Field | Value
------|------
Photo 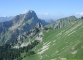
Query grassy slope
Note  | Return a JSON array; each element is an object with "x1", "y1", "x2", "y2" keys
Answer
[{"x1": 22, "y1": 19, "x2": 83, "y2": 60}]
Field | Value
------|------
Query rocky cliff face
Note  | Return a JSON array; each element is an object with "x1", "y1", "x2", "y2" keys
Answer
[{"x1": 0, "y1": 10, "x2": 47, "y2": 45}]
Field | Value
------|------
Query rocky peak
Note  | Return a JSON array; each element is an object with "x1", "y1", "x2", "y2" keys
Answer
[
  {"x1": 24, "y1": 10, "x2": 38, "y2": 21},
  {"x1": 0, "y1": 10, "x2": 47, "y2": 45}
]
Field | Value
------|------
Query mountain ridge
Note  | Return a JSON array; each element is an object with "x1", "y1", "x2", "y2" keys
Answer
[
  {"x1": 45, "y1": 16, "x2": 78, "y2": 29},
  {"x1": 0, "y1": 10, "x2": 47, "y2": 45}
]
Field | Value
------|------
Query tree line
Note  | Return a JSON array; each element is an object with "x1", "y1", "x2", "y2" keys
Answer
[{"x1": 0, "y1": 40, "x2": 39, "y2": 60}]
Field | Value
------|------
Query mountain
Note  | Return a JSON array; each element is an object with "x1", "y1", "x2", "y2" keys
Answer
[
  {"x1": 0, "y1": 15, "x2": 83, "y2": 60},
  {"x1": 45, "y1": 16, "x2": 77, "y2": 29},
  {"x1": 46, "y1": 19, "x2": 54, "y2": 23},
  {"x1": 0, "y1": 16, "x2": 14, "y2": 22},
  {"x1": 0, "y1": 10, "x2": 47, "y2": 45},
  {"x1": 20, "y1": 18, "x2": 83, "y2": 60}
]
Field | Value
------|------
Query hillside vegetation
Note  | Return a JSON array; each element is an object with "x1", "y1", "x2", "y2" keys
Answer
[{"x1": 22, "y1": 19, "x2": 83, "y2": 60}]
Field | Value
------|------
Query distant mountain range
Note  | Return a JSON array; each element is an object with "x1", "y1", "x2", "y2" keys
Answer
[
  {"x1": 0, "y1": 16, "x2": 14, "y2": 22},
  {"x1": 45, "y1": 19, "x2": 54, "y2": 23}
]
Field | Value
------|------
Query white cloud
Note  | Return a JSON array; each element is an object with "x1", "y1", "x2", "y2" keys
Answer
[
  {"x1": 23, "y1": 10, "x2": 28, "y2": 13},
  {"x1": 75, "y1": 12, "x2": 83, "y2": 16},
  {"x1": 45, "y1": 13, "x2": 49, "y2": 16}
]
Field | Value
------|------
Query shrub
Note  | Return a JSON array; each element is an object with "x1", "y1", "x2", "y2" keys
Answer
[
  {"x1": 27, "y1": 50, "x2": 36, "y2": 56},
  {"x1": 81, "y1": 16, "x2": 83, "y2": 19}
]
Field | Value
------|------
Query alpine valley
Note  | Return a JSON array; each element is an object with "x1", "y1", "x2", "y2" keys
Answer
[{"x1": 0, "y1": 10, "x2": 83, "y2": 60}]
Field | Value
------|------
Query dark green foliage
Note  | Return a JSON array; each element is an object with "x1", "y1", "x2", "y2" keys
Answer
[
  {"x1": 0, "y1": 40, "x2": 39, "y2": 60},
  {"x1": 0, "y1": 44, "x2": 20, "y2": 60},
  {"x1": 27, "y1": 50, "x2": 36, "y2": 56},
  {"x1": 44, "y1": 27, "x2": 49, "y2": 30},
  {"x1": 44, "y1": 27, "x2": 53, "y2": 30},
  {"x1": 17, "y1": 57, "x2": 23, "y2": 60},
  {"x1": 81, "y1": 16, "x2": 83, "y2": 19}
]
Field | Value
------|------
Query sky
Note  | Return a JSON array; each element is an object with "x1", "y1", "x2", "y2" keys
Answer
[{"x1": 0, "y1": 0, "x2": 83, "y2": 19}]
